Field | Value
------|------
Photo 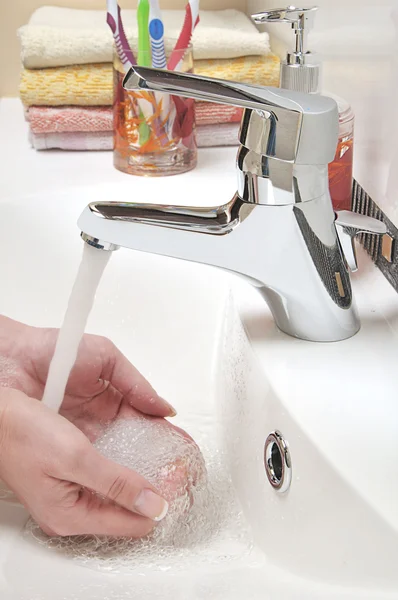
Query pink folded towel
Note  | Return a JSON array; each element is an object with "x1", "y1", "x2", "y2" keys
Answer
[
  {"x1": 27, "y1": 105, "x2": 113, "y2": 133},
  {"x1": 29, "y1": 130, "x2": 113, "y2": 150},
  {"x1": 195, "y1": 102, "x2": 243, "y2": 126},
  {"x1": 197, "y1": 123, "x2": 240, "y2": 147},
  {"x1": 26, "y1": 102, "x2": 243, "y2": 135},
  {"x1": 29, "y1": 123, "x2": 240, "y2": 151}
]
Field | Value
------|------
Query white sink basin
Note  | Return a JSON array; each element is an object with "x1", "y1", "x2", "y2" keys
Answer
[
  {"x1": 0, "y1": 185, "x2": 397, "y2": 600},
  {"x1": 0, "y1": 97, "x2": 397, "y2": 598}
]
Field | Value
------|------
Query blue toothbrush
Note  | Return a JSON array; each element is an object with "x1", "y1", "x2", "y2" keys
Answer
[
  {"x1": 149, "y1": 0, "x2": 167, "y2": 69},
  {"x1": 148, "y1": 0, "x2": 171, "y2": 129}
]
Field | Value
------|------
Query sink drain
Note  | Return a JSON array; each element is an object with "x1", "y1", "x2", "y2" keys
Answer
[{"x1": 264, "y1": 431, "x2": 292, "y2": 493}]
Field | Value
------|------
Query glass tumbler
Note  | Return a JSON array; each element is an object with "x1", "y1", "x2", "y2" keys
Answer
[{"x1": 113, "y1": 47, "x2": 197, "y2": 176}]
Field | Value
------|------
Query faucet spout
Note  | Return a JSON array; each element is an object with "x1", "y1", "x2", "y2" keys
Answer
[{"x1": 78, "y1": 193, "x2": 361, "y2": 342}]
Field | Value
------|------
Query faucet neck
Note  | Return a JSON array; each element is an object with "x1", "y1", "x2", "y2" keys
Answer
[{"x1": 236, "y1": 145, "x2": 329, "y2": 206}]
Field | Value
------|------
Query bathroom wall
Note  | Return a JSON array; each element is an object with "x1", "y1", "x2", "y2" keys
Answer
[
  {"x1": 247, "y1": 0, "x2": 398, "y2": 225},
  {"x1": 1, "y1": 0, "x2": 246, "y2": 97}
]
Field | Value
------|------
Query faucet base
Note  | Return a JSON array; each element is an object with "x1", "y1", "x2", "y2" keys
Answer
[{"x1": 258, "y1": 285, "x2": 360, "y2": 343}]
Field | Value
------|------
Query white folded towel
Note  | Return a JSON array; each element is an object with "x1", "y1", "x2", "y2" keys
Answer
[
  {"x1": 19, "y1": 7, "x2": 270, "y2": 69},
  {"x1": 29, "y1": 124, "x2": 240, "y2": 150}
]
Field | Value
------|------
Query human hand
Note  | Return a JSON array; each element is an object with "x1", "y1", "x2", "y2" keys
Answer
[
  {"x1": 0, "y1": 316, "x2": 176, "y2": 441},
  {"x1": 0, "y1": 388, "x2": 169, "y2": 536}
]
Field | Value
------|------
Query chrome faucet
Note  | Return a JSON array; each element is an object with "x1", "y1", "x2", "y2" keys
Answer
[{"x1": 78, "y1": 67, "x2": 386, "y2": 342}]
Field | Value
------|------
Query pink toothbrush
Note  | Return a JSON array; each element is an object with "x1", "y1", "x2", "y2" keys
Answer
[
  {"x1": 167, "y1": 0, "x2": 200, "y2": 71},
  {"x1": 106, "y1": 0, "x2": 136, "y2": 70}
]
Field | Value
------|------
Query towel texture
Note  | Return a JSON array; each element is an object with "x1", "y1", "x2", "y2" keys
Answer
[
  {"x1": 194, "y1": 54, "x2": 280, "y2": 87},
  {"x1": 29, "y1": 130, "x2": 113, "y2": 151},
  {"x1": 29, "y1": 124, "x2": 239, "y2": 150},
  {"x1": 20, "y1": 55, "x2": 280, "y2": 107},
  {"x1": 19, "y1": 8, "x2": 270, "y2": 69},
  {"x1": 196, "y1": 102, "x2": 243, "y2": 125},
  {"x1": 26, "y1": 103, "x2": 242, "y2": 133},
  {"x1": 197, "y1": 123, "x2": 240, "y2": 147},
  {"x1": 20, "y1": 63, "x2": 113, "y2": 106},
  {"x1": 27, "y1": 106, "x2": 113, "y2": 133}
]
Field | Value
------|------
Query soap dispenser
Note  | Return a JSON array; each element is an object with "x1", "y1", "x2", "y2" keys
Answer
[{"x1": 252, "y1": 6, "x2": 354, "y2": 211}]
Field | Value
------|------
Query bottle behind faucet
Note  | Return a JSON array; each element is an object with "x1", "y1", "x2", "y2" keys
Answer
[{"x1": 252, "y1": 6, "x2": 354, "y2": 211}]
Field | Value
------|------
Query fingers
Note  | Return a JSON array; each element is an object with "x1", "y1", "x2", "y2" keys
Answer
[
  {"x1": 42, "y1": 490, "x2": 155, "y2": 537},
  {"x1": 99, "y1": 338, "x2": 176, "y2": 418},
  {"x1": 75, "y1": 446, "x2": 169, "y2": 522},
  {"x1": 76, "y1": 495, "x2": 154, "y2": 537}
]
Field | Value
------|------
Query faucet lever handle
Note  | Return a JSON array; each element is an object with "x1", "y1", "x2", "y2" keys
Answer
[
  {"x1": 124, "y1": 65, "x2": 302, "y2": 112},
  {"x1": 335, "y1": 210, "x2": 387, "y2": 272},
  {"x1": 123, "y1": 66, "x2": 339, "y2": 164}
]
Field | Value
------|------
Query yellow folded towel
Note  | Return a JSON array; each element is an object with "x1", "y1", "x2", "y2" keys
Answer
[
  {"x1": 20, "y1": 63, "x2": 113, "y2": 106},
  {"x1": 20, "y1": 55, "x2": 280, "y2": 107},
  {"x1": 194, "y1": 54, "x2": 280, "y2": 87}
]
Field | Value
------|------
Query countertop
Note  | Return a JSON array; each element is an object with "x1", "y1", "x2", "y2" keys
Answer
[{"x1": 0, "y1": 98, "x2": 238, "y2": 205}]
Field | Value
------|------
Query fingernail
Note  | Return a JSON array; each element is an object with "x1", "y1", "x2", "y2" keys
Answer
[
  {"x1": 134, "y1": 489, "x2": 169, "y2": 521},
  {"x1": 161, "y1": 398, "x2": 177, "y2": 417}
]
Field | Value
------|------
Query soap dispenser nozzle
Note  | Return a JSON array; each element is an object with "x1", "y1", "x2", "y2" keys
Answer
[{"x1": 252, "y1": 6, "x2": 320, "y2": 94}]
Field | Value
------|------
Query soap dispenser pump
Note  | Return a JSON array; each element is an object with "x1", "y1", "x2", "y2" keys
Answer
[{"x1": 252, "y1": 6, "x2": 354, "y2": 211}]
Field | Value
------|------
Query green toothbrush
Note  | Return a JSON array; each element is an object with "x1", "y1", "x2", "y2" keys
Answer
[
  {"x1": 137, "y1": 0, "x2": 151, "y2": 145},
  {"x1": 137, "y1": 0, "x2": 151, "y2": 66}
]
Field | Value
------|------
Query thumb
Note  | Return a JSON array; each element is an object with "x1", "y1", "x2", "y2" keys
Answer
[{"x1": 74, "y1": 446, "x2": 169, "y2": 522}]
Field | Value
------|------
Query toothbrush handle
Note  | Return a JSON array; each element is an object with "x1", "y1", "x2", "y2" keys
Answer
[
  {"x1": 149, "y1": 19, "x2": 167, "y2": 69},
  {"x1": 106, "y1": 3, "x2": 136, "y2": 70},
  {"x1": 137, "y1": 0, "x2": 151, "y2": 66},
  {"x1": 116, "y1": 5, "x2": 136, "y2": 66}
]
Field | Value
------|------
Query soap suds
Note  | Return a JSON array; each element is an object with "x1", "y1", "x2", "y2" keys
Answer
[{"x1": 24, "y1": 414, "x2": 253, "y2": 573}]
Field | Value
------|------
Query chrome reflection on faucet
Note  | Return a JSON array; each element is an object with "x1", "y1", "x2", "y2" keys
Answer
[{"x1": 78, "y1": 67, "x2": 386, "y2": 342}]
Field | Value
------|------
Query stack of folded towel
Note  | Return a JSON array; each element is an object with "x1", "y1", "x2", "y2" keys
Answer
[{"x1": 19, "y1": 7, "x2": 280, "y2": 151}]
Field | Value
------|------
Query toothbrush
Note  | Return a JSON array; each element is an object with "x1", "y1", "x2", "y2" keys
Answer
[
  {"x1": 167, "y1": 0, "x2": 200, "y2": 149},
  {"x1": 137, "y1": 0, "x2": 152, "y2": 67},
  {"x1": 106, "y1": 0, "x2": 136, "y2": 70},
  {"x1": 167, "y1": 0, "x2": 200, "y2": 71},
  {"x1": 149, "y1": 0, "x2": 167, "y2": 69},
  {"x1": 106, "y1": 0, "x2": 150, "y2": 147},
  {"x1": 137, "y1": 0, "x2": 152, "y2": 144},
  {"x1": 106, "y1": 0, "x2": 152, "y2": 145},
  {"x1": 148, "y1": 0, "x2": 171, "y2": 128}
]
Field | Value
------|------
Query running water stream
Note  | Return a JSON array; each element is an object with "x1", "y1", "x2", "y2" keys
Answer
[{"x1": 42, "y1": 243, "x2": 112, "y2": 412}]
